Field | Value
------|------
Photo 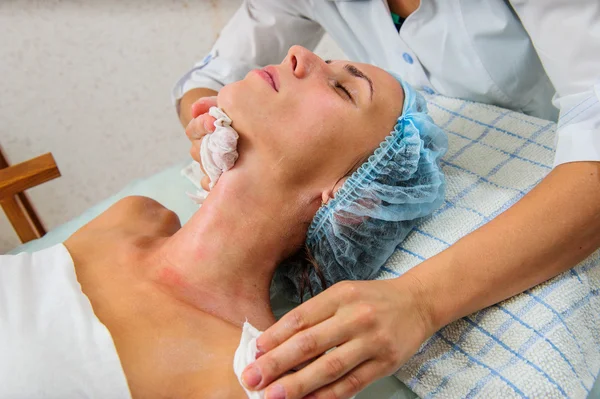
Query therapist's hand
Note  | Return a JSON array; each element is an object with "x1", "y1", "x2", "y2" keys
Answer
[
  {"x1": 185, "y1": 96, "x2": 218, "y2": 190},
  {"x1": 242, "y1": 276, "x2": 435, "y2": 399}
]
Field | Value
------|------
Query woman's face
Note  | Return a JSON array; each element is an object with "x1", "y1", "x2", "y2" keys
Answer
[{"x1": 217, "y1": 45, "x2": 404, "y2": 193}]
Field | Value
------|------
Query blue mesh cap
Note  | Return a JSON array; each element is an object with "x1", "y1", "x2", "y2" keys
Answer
[{"x1": 272, "y1": 76, "x2": 448, "y2": 300}]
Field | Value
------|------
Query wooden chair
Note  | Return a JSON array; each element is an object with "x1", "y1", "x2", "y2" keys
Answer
[{"x1": 0, "y1": 146, "x2": 61, "y2": 243}]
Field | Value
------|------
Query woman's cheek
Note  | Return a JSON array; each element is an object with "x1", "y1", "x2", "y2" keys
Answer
[
  {"x1": 314, "y1": 89, "x2": 342, "y2": 113},
  {"x1": 216, "y1": 84, "x2": 235, "y2": 116}
]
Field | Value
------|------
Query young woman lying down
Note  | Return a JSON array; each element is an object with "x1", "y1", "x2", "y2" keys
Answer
[{"x1": 0, "y1": 46, "x2": 445, "y2": 398}]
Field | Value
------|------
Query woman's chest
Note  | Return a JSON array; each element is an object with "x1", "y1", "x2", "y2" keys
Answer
[
  {"x1": 79, "y1": 258, "x2": 245, "y2": 398},
  {"x1": 128, "y1": 315, "x2": 243, "y2": 397}
]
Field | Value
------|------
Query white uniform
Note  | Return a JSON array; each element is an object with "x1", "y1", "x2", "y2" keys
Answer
[
  {"x1": 173, "y1": 0, "x2": 600, "y2": 167},
  {"x1": 0, "y1": 245, "x2": 131, "y2": 399}
]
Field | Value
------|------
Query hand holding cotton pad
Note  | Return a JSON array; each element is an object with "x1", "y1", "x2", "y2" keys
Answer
[
  {"x1": 186, "y1": 106, "x2": 239, "y2": 204},
  {"x1": 201, "y1": 106, "x2": 239, "y2": 189}
]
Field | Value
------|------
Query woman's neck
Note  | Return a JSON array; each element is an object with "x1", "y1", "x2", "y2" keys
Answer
[{"x1": 150, "y1": 168, "x2": 313, "y2": 330}]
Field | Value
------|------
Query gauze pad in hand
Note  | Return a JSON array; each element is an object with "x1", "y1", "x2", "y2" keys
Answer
[
  {"x1": 200, "y1": 106, "x2": 239, "y2": 189},
  {"x1": 232, "y1": 322, "x2": 357, "y2": 399},
  {"x1": 233, "y1": 321, "x2": 265, "y2": 399}
]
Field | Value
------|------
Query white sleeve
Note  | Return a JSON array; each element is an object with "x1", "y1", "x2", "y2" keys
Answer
[
  {"x1": 172, "y1": 0, "x2": 325, "y2": 114},
  {"x1": 509, "y1": 0, "x2": 600, "y2": 166}
]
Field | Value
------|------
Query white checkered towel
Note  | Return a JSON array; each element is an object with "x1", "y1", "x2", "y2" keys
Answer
[{"x1": 377, "y1": 96, "x2": 600, "y2": 398}]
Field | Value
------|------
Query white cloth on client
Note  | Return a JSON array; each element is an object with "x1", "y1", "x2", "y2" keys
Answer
[{"x1": 0, "y1": 244, "x2": 131, "y2": 399}]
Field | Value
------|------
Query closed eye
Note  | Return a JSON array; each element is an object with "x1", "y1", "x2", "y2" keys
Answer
[
  {"x1": 325, "y1": 59, "x2": 357, "y2": 105},
  {"x1": 335, "y1": 82, "x2": 353, "y2": 101},
  {"x1": 325, "y1": 59, "x2": 373, "y2": 104}
]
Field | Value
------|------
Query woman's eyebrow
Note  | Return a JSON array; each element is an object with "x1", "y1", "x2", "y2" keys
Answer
[
  {"x1": 344, "y1": 64, "x2": 374, "y2": 101},
  {"x1": 324, "y1": 60, "x2": 374, "y2": 102}
]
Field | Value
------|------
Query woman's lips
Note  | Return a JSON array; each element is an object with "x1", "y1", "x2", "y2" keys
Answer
[{"x1": 255, "y1": 67, "x2": 279, "y2": 92}]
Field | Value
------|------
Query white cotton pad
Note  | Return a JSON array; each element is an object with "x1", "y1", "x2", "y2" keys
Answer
[
  {"x1": 233, "y1": 321, "x2": 265, "y2": 399},
  {"x1": 200, "y1": 106, "x2": 239, "y2": 189},
  {"x1": 232, "y1": 322, "x2": 356, "y2": 399}
]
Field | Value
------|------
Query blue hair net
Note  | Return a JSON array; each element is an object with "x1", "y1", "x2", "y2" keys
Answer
[{"x1": 273, "y1": 77, "x2": 447, "y2": 301}]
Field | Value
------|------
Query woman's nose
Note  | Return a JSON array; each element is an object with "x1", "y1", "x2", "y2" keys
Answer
[{"x1": 286, "y1": 45, "x2": 326, "y2": 79}]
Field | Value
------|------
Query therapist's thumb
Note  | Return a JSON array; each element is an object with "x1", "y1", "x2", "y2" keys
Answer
[{"x1": 191, "y1": 96, "x2": 218, "y2": 119}]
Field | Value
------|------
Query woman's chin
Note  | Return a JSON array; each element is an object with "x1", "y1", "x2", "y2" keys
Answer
[{"x1": 216, "y1": 83, "x2": 240, "y2": 119}]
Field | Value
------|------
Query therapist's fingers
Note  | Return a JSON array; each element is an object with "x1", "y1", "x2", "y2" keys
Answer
[
  {"x1": 255, "y1": 286, "x2": 345, "y2": 354},
  {"x1": 308, "y1": 359, "x2": 383, "y2": 399},
  {"x1": 262, "y1": 342, "x2": 369, "y2": 399},
  {"x1": 191, "y1": 95, "x2": 218, "y2": 119},
  {"x1": 189, "y1": 140, "x2": 202, "y2": 164},
  {"x1": 200, "y1": 175, "x2": 210, "y2": 191},
  {"x1": 188, "y1": 138, "x2": 211, "y2": 191},
  {"x1": 185, "y1": 113, "x2": 216, "y2": 142},
  {"x1": 244, "y1": 315, "x2": 351, "y2": 390},
  {"x1": 190, "y1": 143, "x2": 212, "y2": 191}
]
